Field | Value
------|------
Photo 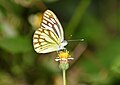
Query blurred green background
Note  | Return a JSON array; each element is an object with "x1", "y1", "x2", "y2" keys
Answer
[{"x1": 0, "y1": 0, "x2": 120, "y2": 85}]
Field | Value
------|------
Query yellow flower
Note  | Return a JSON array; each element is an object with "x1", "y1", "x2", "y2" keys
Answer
[
  {"x1": 55, "y1": 50, "x2": 74, "y2": 62},
  {"x1": 56, "y1": 50, "x2": 74, "y2": 70},
  {"x1": 58, "y1": 50, "x2": 69, "y2": 59}
]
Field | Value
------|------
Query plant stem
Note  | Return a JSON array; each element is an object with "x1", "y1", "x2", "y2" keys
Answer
[
  {"x1": 66, "y1": 0, "x2": 91, "y2": 39},
  {"x1": 63, "y1": 69, "x2": 66, "y2": 85}
]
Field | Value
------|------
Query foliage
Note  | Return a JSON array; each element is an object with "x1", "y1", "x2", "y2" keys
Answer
[{"x1": 0, "y1": 0, "x2": 120, "y2": 85}]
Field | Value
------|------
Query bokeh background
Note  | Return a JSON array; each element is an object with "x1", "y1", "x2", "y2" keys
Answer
[{"x1": 0, "y1": 0, "x2": 120, "y2": 85}]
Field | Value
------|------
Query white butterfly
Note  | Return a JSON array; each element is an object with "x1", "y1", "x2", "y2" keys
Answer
[{"x1": 33, "y1": 10, "x2": 68, "y2": 53}]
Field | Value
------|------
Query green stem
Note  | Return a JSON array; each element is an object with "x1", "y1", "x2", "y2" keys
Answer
[
  {"x1": 65, "y1": 0, "x2": 91, "y2": 39},
  {"x1": 63, "y1": 69, "x2": 66, "y2": 85}
]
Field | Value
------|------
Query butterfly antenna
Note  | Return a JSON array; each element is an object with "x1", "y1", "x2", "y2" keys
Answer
[{"x1": 67, "y1": 38, "x2": 84, "y2": 42}]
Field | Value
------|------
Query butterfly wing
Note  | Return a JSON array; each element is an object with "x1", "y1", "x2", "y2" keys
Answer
[
  {"x1": 33, "y1": 10, "x2": 65, "y2": 53},
  {"x1": 40, "y1": 10, "x2": 64, "y2": 42},
  {"x1": 33, "y1": 28, "x2": 61, "y2": 53}
]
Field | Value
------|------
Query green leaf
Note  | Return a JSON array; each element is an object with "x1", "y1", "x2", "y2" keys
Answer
[
  {"x1": 0, "y1": 36, "x2": 33, "y2": 54},
  {"x1": 111, "y1": 56, "x2": 120, "y2": 75},
  {"x1": 96, "y1": 39, "x2": 120, "y2": 69},
  {"x1": 78, "y1": 13, "x2": 107, "y2": 42}
]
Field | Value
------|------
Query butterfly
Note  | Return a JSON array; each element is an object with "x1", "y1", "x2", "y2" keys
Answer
[{"x1": 33, "y1": 10, "x2": 68, "y2": 53}]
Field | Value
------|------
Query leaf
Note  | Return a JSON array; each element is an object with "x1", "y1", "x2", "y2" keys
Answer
[
  {"x1": 111, "y1": 56, "x2": 120, "y2": 75},
  {"x1": 76, "y1": 13, "x2": 107, "y2": 43},
  {"x1": 96, "y1": 39, "x2": 120, "y2": 69},
  {"x1": 0, "y1": 36, "x2": 33, "y2": 54}
]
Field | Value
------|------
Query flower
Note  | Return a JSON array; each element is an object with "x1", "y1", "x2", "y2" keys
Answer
[
  {"x1": 55, "y1": 50, "x2": 74, "y2": 62},
  {"x1": 55, "y1": 49, "x2": 74, "y2": 70},
  {"x1": 58, "y1": 50, "x2": 69, "y2": 59}
]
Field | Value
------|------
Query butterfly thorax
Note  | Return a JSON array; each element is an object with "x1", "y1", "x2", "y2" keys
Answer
[{"x1": 58, "y1": 40, "x2": 68, "y2": 50}]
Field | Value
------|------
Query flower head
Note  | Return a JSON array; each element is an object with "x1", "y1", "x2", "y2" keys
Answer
[
  {"x1": 55, "y1": 50, "x2": 73, "y2": 62},
  {"x1": 58, "y1": 50, "x2": 69, "y2": 59},
  {"x1": 55, "y1": 49, "x2": 74, "y2": 70}
]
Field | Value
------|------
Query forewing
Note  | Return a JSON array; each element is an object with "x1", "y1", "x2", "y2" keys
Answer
[
  {"x1": 40, "y1": 10, "x2": 64, "y2": 42},
  {"x1": 33, "y1": 28, "x2": 60, "y2": 53}
]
